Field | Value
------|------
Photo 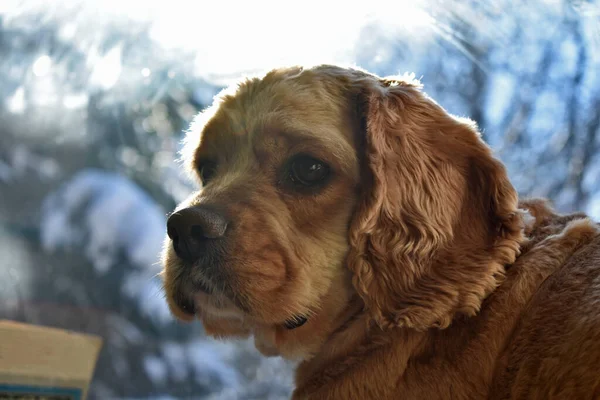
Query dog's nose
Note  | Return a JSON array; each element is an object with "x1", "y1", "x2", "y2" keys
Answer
[{"x1": 166, "y1": 206, "x2": 228, "y2": 262}]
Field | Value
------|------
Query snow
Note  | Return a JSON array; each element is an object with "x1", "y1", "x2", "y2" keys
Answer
[
  {"x1": 89, "y1": 46, "x2": 123, "y2": 90},
  {"x1": 588, "y1": 193, "x2": 600, "y2": 221},
  {"x1": 485, "y1": 72, "x2": 516, "y2": 128},
  {"x1": 528, "y1": 90, "x2": 566, "y2": 142},
  {"x1": 0, "y1": 145, "x2": 61, "y2": 183},
  {"x1": 62, "y1": 92, "x2": 89, "y2": 109},
  {"x1": 107, "y1": 314, "x2": 145, "y2": 349},
  {"x1": 6, "y1": 86, "x2": 26, "y2": 113},
  {"x1": 186, "y1": 339, "x2": 240, "y2": 390},
  {"x1": 143, "y1": 355, "x2": 168, "y2": 385},
  {"x1": 585, "y1": 158, "x2": 600, "y2": 221},
  {"x1": 123, "y1": 270, "x2": 173, "y2": 325},
  {"x1": 0, "y1": 160, "x2": 12, "y2": 182},
  {"x1": 0, "y1": 230, "x2": 34, "y2": 304},
  {"x1": 159, "y1": 339, "x2": 241, "y2": 391},
  {"x1": 161, "y1": 342, "x2": 189, "y2": 382},
  {"x1": 32, "y1": 55, "x2": 52, "y2": 77},
  {"x1": 40, "y1": 169, "x2": 167, "y2": 273}
]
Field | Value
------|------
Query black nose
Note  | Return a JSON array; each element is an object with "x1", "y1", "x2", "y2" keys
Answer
[{"x1": 166, "y1": 206, "x2": 228, "y2": 262}]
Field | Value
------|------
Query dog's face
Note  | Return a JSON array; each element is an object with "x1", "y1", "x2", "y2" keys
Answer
[
  {"x1": 162, "y1": 66, "x2": 364, "y2": 358},
  {"x1": 162, "y1": 65, "x2": 523, "y2": 360}
]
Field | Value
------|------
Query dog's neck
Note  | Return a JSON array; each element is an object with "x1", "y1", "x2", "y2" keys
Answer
[
  {"x1": 295, "y1": 302, "x2": 370, "y2": 389},
  {"x1": 294, "y1": 304, "x2": 426, "y2": 398},
  {"x1": 297, "y1": 296, "x2": 366, "y2": 376}
]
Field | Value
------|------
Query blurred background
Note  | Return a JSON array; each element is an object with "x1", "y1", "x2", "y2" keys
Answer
[{"x1": 1, "y1": 0, "x2": 599, "y2": 398}]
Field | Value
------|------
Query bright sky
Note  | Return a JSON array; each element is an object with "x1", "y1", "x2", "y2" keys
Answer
[
  {"x1": 2, "y1": 0, "x2": 435, "y2": 85},
  {"x1": 145, "y1": 0, "x2": 434, "y2": 79}
]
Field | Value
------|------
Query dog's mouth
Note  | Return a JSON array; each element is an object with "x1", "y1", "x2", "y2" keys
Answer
[
  {"x1": 172, "y1": 277, "x2": 310, "y2": 330},
  {"x1": 284, "y1": 315, "x2": 308, "y2": 330},
  {"x1": 170, "y1": 278, "x2": 211, "y2": 316}
]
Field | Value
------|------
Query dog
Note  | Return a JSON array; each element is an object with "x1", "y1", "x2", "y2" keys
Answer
[{"x1": 161, "y1": 65, "x2": 600, "y2": 399}]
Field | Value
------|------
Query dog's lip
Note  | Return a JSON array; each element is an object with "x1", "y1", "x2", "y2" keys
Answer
[
  {"x1": 192, "y1": 293, "x2": 309, "y2": 329},
  {"x1": 173, "y1": 294, "x2": 196, "y2": 318},
  {"x1": 195, "y1": 279, "x2": 213, "y2": 294},
  {"x1": 283, "y1": 315, "x2": 308, "y2": 330},
  {"x1": 180, "y1": 277, "x2": 310, "y2": 329},
  {"x1": 172, "y1": 279, "x2": 213, "y2": 318}
]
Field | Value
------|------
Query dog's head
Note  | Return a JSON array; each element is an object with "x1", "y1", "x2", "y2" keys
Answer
[{"x1": 161, "y1": 65, "x2": 524, "y2": 359}]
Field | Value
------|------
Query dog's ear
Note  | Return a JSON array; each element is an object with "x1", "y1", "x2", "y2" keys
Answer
[{"x1": 347, "y1": 75, "x2": 524, "y2": 331}]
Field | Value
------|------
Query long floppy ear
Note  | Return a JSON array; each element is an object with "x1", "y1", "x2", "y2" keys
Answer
[{"x1": 347, "y1": 75, "x2": 525, "y2": 331}]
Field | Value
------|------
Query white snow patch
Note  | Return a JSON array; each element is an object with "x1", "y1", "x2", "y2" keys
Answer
[
  {"x1": 161, "y1": 342, "x2": 188, "y2": 382},
  {"x1": 143, "y1": 355, "x2": 168, "y2": 385},
  {"x1": 187, "y1": 339, "x2": 240, "y2": 390},
  {"x1": 587, "y1": 193, "x2": 600, "y2": 221},
  {"x1": 160, "y1": 340, "x2": 241, "y2": 392},
  {"x1": 40, "y1": 169, "x2": 166, "y2": 273},
  {"x1": 122, "y1": 271, "x2": 173, "y2": 325},
  {"x1": 6, "y1": 86, "x2": 26, "y2": 113},
  {"x1": 485, "y1": 72, "x2": 516, "y2": 128},
  {"x1": 0, "y1": 230, "x2": 34, "y2": 304},
  {"x1": 0, "y1": 160, "x2": 13, "y2": 182},
  {"x1": 6, "y1": 145, "x2": 61, "y2": 181},
  {"x1": 582, "y1": 156, "x2": 600, "y2": 194}
]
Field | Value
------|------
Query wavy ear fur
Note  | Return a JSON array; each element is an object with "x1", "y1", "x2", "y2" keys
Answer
[{"x1": 347, "y1": 75, "x2": 525, "y2": 331}]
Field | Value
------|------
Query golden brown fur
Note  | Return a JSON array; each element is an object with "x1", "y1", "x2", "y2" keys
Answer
[{"x1": 161, "y1": 65, "x2": 600, "y2": 399}]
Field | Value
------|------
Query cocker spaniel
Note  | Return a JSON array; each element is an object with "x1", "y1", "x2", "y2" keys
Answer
[{"x1": 161, "y1": 65, "x2": 600, "y2": 399}]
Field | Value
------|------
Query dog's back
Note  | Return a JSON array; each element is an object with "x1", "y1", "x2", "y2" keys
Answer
[{"x1": 489, "y1": 202, "x2": 600, "y2": 399}]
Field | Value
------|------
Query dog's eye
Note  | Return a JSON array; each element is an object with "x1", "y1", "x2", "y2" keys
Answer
[
  {"x1": 289, "y1": 155, "x2": 330, "y2": 187},
  {"x1": 198, "y1": 161, "x2": 217, "y2": 184}
]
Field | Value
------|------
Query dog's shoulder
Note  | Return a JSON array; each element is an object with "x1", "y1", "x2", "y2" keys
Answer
[{"x1": 489, "y1": 199, "x2": 600, "y2": 399}]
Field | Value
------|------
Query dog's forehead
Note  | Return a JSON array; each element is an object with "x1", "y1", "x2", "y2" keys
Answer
[{"x1": 191, "y1": 70, "x2": 354, "y2": 164}]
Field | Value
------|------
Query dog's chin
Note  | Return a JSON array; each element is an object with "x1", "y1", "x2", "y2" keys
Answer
[
  {"x1": 194, "y1": 291, "x2": 244, "y2": 320},
  {"x1": 166, "y1": 283, "x2": 332, "y2": 360},
  {"x1": 170, "y1": 285, "x2": 309, "y2": 335},
  {"x1": 196, "y1": 292, "x2": 309, "y2": 330}
]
